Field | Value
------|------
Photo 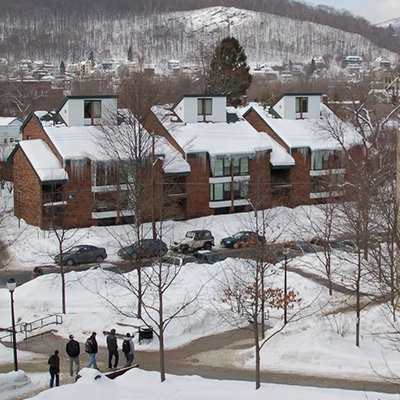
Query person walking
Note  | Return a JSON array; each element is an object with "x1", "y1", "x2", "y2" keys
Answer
[
  {"x1": 122, "y1": 333, "x2": 135, "y2": 367},
  {"x1": 85, "y1": 332, "x2": 99, "y2": 370},
  {"x1": 66, "y1": 334, "x2": 80, "y2": 376},
  {"x1": 106, "y1": 328, "x2": 119, "y2": 369},
  {"x1": 48, "y1": 350, "x2": 60, "y2": 388}
]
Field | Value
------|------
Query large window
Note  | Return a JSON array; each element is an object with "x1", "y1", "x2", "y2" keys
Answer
[
  {"x1": 84, "y1": 100, "x2": 101, "y2": 120},
  {"x1": 197, "y1": 98, "x2": 212, "y2": 119},
  {"x1": 213, "y1": 157, "x2": 249, "y2": 177},
  {"x1": 95, "y1": 162, "x2": 117, "y2": 186},
  {"x1": 312, "y1": 150, "x2": 345, "y2": 171},
  {"x1": 295, "y1": 97, "x2": 308, "y2": 117},
  {"x1": 210, "y1": 181, "x2": 249, "y2": 201}
]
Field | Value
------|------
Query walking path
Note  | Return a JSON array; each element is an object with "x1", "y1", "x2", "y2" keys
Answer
[
  {"x1": 1, "y1": 326, "x2": 400, "y2": 399},
  {"x1": 1, "y1": 263, "x2": 398, "y2": 398}
]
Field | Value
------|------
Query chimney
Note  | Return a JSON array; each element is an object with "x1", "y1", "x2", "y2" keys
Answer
[
  {"x1": 322, "y1": 94, "x2": 328, "y2": 105},
  {"x1": 241, "y1": 95, "x2": 248, "y2": 107}
]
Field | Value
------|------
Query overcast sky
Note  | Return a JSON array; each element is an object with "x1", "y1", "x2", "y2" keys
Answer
[{"x1": 300, "y1": 0, "x2": 400, "y2": 24}]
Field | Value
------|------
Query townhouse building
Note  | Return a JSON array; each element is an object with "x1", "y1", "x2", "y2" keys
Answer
[
  {"x1": 8, "y1": 95, "x2": 190, "y2": 228},
  {"x1": 243, "y1": 93, "x2": 355, "y2": 206},
  {"x1": 143, "y1": 94, "x2": 276, "y2": 219}
]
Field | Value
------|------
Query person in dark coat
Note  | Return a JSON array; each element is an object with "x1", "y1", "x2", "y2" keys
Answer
[
  {"x1": 48, "y1": 350, "x2": 60, "y2": 388},
  {"x1": 66, "y1": 334, "x2": 80, "y2": 376},
  {"x1": 85, "y1": 332, "x2": 99, "y2": 369},
  {"x1": 106, "y1": 328, "x2": 119, "y2": 369},
  {"x1": 123, "y1": 333, "x2": 135, "y2": 367}
]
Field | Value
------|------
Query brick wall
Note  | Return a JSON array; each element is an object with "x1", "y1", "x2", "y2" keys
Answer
[
  {"x1": 13, "y1": 149, "x2": 43, "y2": 227},
  {"x1": 62, "y1": 160, "x2": 94, "y2": 228},
  {"x1": 290, "y1": 150, "x2": 312, "y2": 206},
  {"x1": 185, "y1": 156, "x2": 211, "y2": 219},
  {"x1": 249, "y1": 152, "x2": 271, "y2": 210}
]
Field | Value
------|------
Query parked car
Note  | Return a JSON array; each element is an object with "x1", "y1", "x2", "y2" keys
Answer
[
  {"x1": 220, "y1": 231, "x2": 266, "y2": 249},
  {"x1": 161, "y1": 254, "x2": 198, "y2": 267},
  {"x1": 91, "y1": 263, "x2": 122, "y2": 274},
  {"x1": 172, "y1": 230, "x2": 214, "y2": 253},
  {"x1": 281, "y1": 241, "x2": 322, "y2": 257},
  {"x1": 310, "y1": 238, "x2": 354, "y2": 252},
  {"x1": 193, "y1": 250, "x2": 226, "y2": 264},
  {"x1": 31, "y1": 265, "x2": 60, "y2": 279},
  {"x1": 54, "y1": 245, "x2": 107, "y2": 266},
  {"x1": 118, "y1": 239, "x2": 168, "y2": 260}
]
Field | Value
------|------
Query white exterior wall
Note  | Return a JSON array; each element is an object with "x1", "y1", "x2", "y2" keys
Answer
[
  {"x1": 273, "y1": 94, "x2": 321, "y2": 120},
  {"x1": 59, "y1": 97, "x2": 117, "y2": 126},
  {"x1": 0, "y1": 119, "x2": 22, "y2": 144},
  {"x1": 174, "y1": 96, "x2": 227, "y2": 123}
]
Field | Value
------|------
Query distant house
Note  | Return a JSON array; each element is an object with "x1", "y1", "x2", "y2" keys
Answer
[
  {"x1": 8, "y1": 95, "x2": 190, "y2": 228},
  {"x1": 0, "y1": 117, "x2": 23, "y2": 145}
]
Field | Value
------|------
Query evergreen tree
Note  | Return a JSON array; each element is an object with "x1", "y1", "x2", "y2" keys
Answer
[
  {"x1": 205, "y1": 36, "x2": 252, "y2": 106},
  {"x1": 60, "y1": 60, "x2": 65, "y2": 75},
  {"x1": 88, "y1": 51, "x2": 95, "y2": 67},
  {"x1": 127, "y1": 45, "x2": 133, "y2": 62}
]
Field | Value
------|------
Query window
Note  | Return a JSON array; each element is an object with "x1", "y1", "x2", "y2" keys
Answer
[
  {"x1": 295, "y1": 97, "x2": 308, "y2": 117},
  {"x1": 213, "y1": 157, "x2": 249, "y2": 177},
  {"x1": 95, "y1": 162, "x2": 117, "y2": 186},
  {"x1": 312, "y1": 151, "x2": 330, "y2": 170},
  {"x1": 197, "y1": 98, "x2": 212, "y2": 120},
  {"x1": 84, "y1": 100, "x2": 101, "y2": 121},
  {"x1": 312, "y1": 150, "x2": 345, "y2": 171},
  {"x1": 210, "y1": 182, "x2": 249, "y2": 201}
]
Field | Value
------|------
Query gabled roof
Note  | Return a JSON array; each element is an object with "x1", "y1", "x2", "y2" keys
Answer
[
  {"x1": 242, "y1": 103, "x2": 357, "y2": 151},
  {"x1": 171, "y1": 94, "x2": 227, "y2": 111},
  {"x1": 270, "y1": 92, "x2": 323, "y2": 110},
  {"x1": 17, "y1": 140, "x2": 69, "y2": 184},
  {"x1": 0, "y1": 117, "x2": 23, "y2": 126},
  {"x1": 56, "y1": 95, "x2": 118, "y2": 113}
]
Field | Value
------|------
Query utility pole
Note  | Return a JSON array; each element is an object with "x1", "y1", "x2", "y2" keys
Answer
[{"x1": 396, "y1": 129, "x2": 400, "y2": 282}]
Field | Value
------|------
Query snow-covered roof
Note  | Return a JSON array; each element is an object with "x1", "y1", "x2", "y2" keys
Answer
[
  {"x1": 0, "y1": 117, "x2": 22, "y2": 126},
  {"x1": 152, "y1": 106, "x2": 272, "y2": 158},
  {"x1": 39, "y1": 120, "x2": 189, "y2": 175},
  {"x1": 19, "y1": 139, "x2": 69, "y2": 183},
  {"x1": 157, "y1": 136, "x2": 191, "y2": 175},
  {"x1": 244, "y1": 103, "x2": 358, "y2": 151}
]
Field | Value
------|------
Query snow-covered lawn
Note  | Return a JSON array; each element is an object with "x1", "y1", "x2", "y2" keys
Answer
[{"x1": 1, "y1": 192, "x2": 400, "y2": 399}]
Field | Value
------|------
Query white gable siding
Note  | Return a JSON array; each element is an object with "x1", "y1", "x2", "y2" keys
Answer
[
  {"x1": 59, "y1": 97, "x2": 117, "y2": 126},
  {"x1": 273, "y1": 94, "x2": 321, "y2": 120},
  {"x1": 174, "y1": 96, "x2": 227, "y2": 123}
]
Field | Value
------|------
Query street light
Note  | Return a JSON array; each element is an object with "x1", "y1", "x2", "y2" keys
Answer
[{"x1": 7, "y1": 277, "x2": 18, "y2": 372}]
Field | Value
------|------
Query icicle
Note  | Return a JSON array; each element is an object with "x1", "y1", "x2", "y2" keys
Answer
[{"x1": 70, "y1": 159, "x2": 87, "y2": 182}]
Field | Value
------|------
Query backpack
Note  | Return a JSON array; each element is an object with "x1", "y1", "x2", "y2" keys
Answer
[
  {"x1": 122, "y1": 339, "x2": 130, "y2": 354},
  {"x1": 85, "y1": 337, "x2": 93, "y2": 353}
]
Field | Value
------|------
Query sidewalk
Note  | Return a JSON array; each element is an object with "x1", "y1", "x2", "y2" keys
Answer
[{"x1": 2, "y1": 327, "x2": 399, "y2": 399}]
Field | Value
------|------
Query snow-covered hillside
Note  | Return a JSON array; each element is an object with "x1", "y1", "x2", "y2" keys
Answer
[{"x1": 0, "y1": 7, "x2": 397, "y2": 68}]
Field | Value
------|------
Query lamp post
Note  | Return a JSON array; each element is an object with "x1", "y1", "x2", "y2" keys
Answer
[
  {"x1": 283, "y1": 251, "x2": 288, "y2": 326},
  {"x1": 7, "y1": 277, "x2": 18, "y2": 372}
]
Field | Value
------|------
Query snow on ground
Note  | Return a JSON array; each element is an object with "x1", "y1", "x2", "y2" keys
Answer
[{"x1": 2, "y1": 191, "x2": 400, "y2": 398}]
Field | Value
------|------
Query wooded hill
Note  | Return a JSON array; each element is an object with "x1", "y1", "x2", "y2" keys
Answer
[{"x1": 0, "y1": 0, "x2": 398, "y2": 67}]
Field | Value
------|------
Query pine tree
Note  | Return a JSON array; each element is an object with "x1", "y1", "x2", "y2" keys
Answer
[
  {"x1": 88, "y1": 51, "x2": 95, "y2": 67},
  {"x1": 127, "y1": 45, "x2": 133, "y2": 62},
  {"x1": 60, "y1": 61, "x2": 65, "y2": 75},
  {"x1": 205, "y1": 36, "x2": 252, "y2": 106}
]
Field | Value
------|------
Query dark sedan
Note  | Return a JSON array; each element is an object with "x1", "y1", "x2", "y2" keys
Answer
[
  {"x1": 54, "y1": 245, "x2": 107, "y2": 266},
  {"x1": 220, "y1": 231, "x2": 266, "y2": 249},
  {"x1": 118, "y1": 239, "x2": 168, "y2": 260}
]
